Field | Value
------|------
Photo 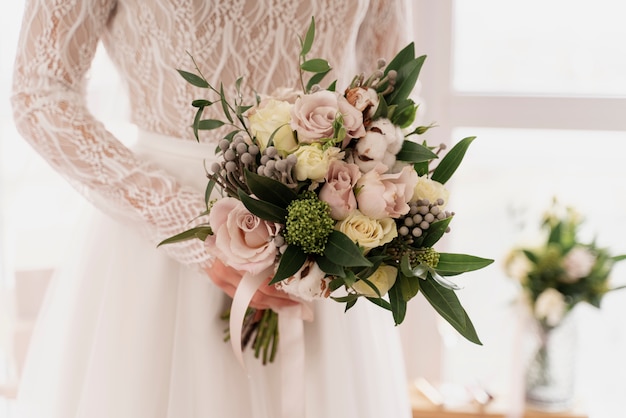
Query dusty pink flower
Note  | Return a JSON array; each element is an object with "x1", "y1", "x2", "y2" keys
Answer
[
  {"x1": 205, "y1": 197, "x2": 280, "y2": 274},
  {"x1": 356, "y1": 163, "x2": 418, "y2": 219},
  {"x1": 290, "y1": 90, "x2": 364, "y2": 144},
  {"x1": 318, "y1": 160, "x2": 362, "y2": 220},
  {"x1": 561, "y1": 246, "x2": 596, "y2": 283}
]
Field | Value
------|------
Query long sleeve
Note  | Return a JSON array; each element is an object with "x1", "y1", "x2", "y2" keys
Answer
[{"x1": 10, "y1": 0, "x2": 212, "y2": 270}]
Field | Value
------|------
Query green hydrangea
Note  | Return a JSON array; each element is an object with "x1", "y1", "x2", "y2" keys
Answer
[
  {"x1": 415, "y1": 247, "x2": 440, "y2": 268},
  {"x1": 284, "y1": 191, "x2": 334, "y2": 254}
]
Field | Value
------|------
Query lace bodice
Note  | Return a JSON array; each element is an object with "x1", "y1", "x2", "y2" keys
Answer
[{"x1": 11, "y1": 0, "x2": 408, "y2": 269}]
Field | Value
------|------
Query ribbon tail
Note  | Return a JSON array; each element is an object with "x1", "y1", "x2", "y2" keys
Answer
[
  {"x1": 230, "y1": 269, "x2": 271, "y2": 370},
  {"x1": 277, "y1": 305, "x2": 308, "y2": 418}
]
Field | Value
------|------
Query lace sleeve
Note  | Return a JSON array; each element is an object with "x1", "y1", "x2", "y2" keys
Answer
[
  {"x1": 10, "y1": 0, "x2": 212, "y2": 270},
  {"x1": 357, "y1": 0, "x2": 412, "y2": 70}
]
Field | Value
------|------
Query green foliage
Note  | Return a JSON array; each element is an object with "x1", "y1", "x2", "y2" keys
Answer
[{"x1": 431, "y1": 136, "x2": 476, "y2": 185}]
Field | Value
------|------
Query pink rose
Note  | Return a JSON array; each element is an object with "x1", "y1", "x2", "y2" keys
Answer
[
  {"x1": 205, "y1": 197, "x2": 280, "y2": 274},
  {"x1": 290, "y1": 90, "x2": 365, "y2": 144},
  {"x1": 318, "y1": 160, "x2": 362, "y2": 220},
  {"x1": 356, "y1": 164, "x2": 418, "y2": 219}
]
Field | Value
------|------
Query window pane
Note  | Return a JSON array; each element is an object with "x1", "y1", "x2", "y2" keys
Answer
[{"x1": 453, "y1": 0, "x2": 626, "y2": 96}]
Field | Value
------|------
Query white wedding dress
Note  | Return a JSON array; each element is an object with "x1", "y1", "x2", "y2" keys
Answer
[{"x1": 11, "y1": 1, "x2": 412, "y2": 417}]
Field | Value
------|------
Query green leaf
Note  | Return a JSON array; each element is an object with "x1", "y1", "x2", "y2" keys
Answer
[
  {"x1": 396, "y1": 140, "x2": 438, "y2": 164},
  {"x1": 301, "y1": 58, "x2": 331, "y2": 73},
  {"x1": 244, "y1": 169, "x2": 297, "y2": 208},
  {"x1": 388, "y1": 282, "x2": 407, "y2": 325},
  {"x1": 327, "y1": 80, "x2": 337, "y2": 92},
  {"x1": 316, "y1": 255, "x2": 346, "y2": 277},
  {"x1": 235, "y1": 76, "x2": 244, "y2": 94},
  {"x1": 612, "y1": 254, "x2": 626, "y2": 262},
  {"x1": 219, "y1": 83, "x2": 233, "y2": 123},
  {"x1": 192, "y1": 106, "x2": 204, "y2": 141},
  {"x1": 192, "y1": 99, "x2": 212, "y2": 108},
  {"x1": 177, "y1": 69, "x2": 209, "y2": 88},
  {"x1": 198, "y1": 119, "x2": 226, "y2": 130},
  {"x1": 420, "y1": 277, "x2": 482, "y2": 345},
  {"x1": 331, "y1": 294, "x2": 360, "y2": 304},
  {"x1": 420, "y1": 216, "x2": 453, "y2": 248},
  {"x1": 157, "y1": 225, "x2": 212, "y2": 247},
  {"x1": 323, "y1": 231, "x2": 372, "y2": 268},
  {"x1": 398, "y1": 272, "x2": 420, "y2": 302},
  {"x1": 384, "y1": 42, "x2": 415, "y2": 75},
  {"x1": 366, "y1": 297, "x2": 392, "y2": 311},
  {"x1": 431, "y1": 136, "x2": 476, "y2": 184},
  {"x1": 522, "y1": 249, "x2": 539, "y2": 264},
  {"x1": 301, "y1": 17, "x2": 316, "y2": 56},
  {"x1": 390, "y1": 99, "x2": 417, "y2": 128},
  {"x1": 371, "y1": 94, "x2": 388, "y2": 120},
  {"x1": 306, "y1": 69, "x2": 331, "y2": 93},
  {"x1": 269, "y1": 245, "x2": 307, "y2": 284},
  {"x1": 236, "y1": 105, "x2": 253, "y2": 116},
  {"x1": 387, "y1": 56, "x2": 426, "y2": 106},
  {"x1": 435, "y1": 253, "x2": 494, "y2": 276},
  {"x1": 237, "y1": 190, "x2": 288, "y2": 223},
  {"x1": 204, "y1": 179, "x2": 216, "y2": 208},
  {"x1": 343, "y1": 270, "x2": 357, "y2": 287},
  {"x1": 329, "y1": 277, "x2": 345, "y2": 292}
]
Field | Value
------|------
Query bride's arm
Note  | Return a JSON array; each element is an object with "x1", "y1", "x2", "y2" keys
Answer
[{"x1": 11, "y1": 0, "x2": 212, "y2": 270}]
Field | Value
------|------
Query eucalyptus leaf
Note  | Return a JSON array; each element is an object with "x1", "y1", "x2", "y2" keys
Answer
[
  {"x1": 204, "y1": 179, "x2": 216, "y2": 208},
  {"x1": 237, "y1": 190, "x2": 288, "y2": 223},
  {"x1": 366, "y1": 297, "x2": 392, "y2": 311},
  {"x1": 345, "y1": 298, "x2": 358, "y2": 312},
  {"x1": 177, "y1": 69, "x2": 209, "y2": 88},
  {"x1": 192, "y1": 106, "x2": 204, "y2": 141},
  {"x1": 435, "y1": 253, "x2": 494, "y2": 276},
  {"x1": 396, "y1": 140, "x2": 438, "y2": 164},
  {"x1": 323, "y1": 231, "x2": 372, "y2": 267},
  {"x1": 157, "y1": 225, "x2": 212, "y2": 247},
  {"x1": 192, "y1": 99, "x2": 212, "y2": 108},
  {"x1": 269, "y1": 245, "x2": 307, "y2": 284},
  {"x1": 306, "y1": 69, "x2": 331, "y2": 93},
  {"x1": 431, "y1": 136, "x2": 476, "y2": 184},
  {"x1": 331, "y1": 294, "x2": 360, "y2": 303},
  {"x1": 198, "y1": 119, "x2": 226, "y2": 130},
  {"x1": 301, "y1": 58, "x2": 331, "y2": 73},
  {"x1": 244, "y1": 169, "x2": 297, "y2": 208},
  {"x1": 420, "y1": 277, "x2": 482, "y2": 345},
  {"x1": 219, "y1": 83, "x2": 233, "y2": 123},
  {"x1": 612, "y1": 254, "x2": 626, "y2": 262},
  {"x1": 301, "y1": 17, "x2": 316, "y2": 57}
]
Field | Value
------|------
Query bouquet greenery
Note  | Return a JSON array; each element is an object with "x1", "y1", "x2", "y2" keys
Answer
[
  {"x1": 506, "y1": 200, "x2": 626, "y2": 329},
  {"x1": 161, "y1": 18, "x2": 492, "y2": 362}
]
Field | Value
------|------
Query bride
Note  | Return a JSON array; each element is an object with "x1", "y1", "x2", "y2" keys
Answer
[{"x1": 11, "y1": 1, "x2": 412, "y2": 417}]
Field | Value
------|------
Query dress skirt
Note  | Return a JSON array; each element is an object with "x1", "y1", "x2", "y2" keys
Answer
[{"x1": 15, "y1": 130, "x2": 412, "y2": 418}]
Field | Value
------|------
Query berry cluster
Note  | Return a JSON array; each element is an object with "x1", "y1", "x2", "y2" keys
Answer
[
  {"x1": 257, "y1": 146, "x2": 298, "y2": 188},
  {"x1": 397, "y1": 198, "x2": 454, "y2": 240},
  {"x1": 210, "y1": 134, "x2": 259, "y2": 197}
]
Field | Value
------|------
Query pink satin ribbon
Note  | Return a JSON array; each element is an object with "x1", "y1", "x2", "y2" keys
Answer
[{"x1": 230, "y1": 269, "x2": 313, "y2": 418}]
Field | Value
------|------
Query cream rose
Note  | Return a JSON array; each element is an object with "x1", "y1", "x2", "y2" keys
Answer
[
  {"x1": 534, "y1": 288, "x2": 567, "y2": 327},
  {"x1": 412, "y1": 175, "x2": 450, "y2": 207},
  {"x1": 352, "y1": 265, "x2": 398, "y2": 298},
  {"x1": 204, "y1": 197, "x2": 280, "y2": 274},
  {"x1": 335, "y1": 210, "x2": 397, "y2": 252},
  {"x1": 356, "y1": 164, "x2": 418, "y2": 220},
  {"x1": 248, "y1": 99, "x2": 298, "y2": 154},
  {"x1": 293, "y1": 144, "x2": 343, "y2": 182}
]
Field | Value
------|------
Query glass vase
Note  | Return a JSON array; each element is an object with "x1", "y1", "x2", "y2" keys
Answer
[{"x1": 525, "y1": 315, "x2": 577, "y2": 411}]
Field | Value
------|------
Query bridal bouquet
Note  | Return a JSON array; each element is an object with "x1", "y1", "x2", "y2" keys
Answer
[
  {"x1": 161, "y1": 18, "x2": 492, "y2": 363},
  {"x1": 506, "y1": 200, "x2": 626, "y2": 328}
]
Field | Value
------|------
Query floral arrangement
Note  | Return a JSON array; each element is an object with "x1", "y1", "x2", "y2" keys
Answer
[
  {"x1": 161, "y1": 18, "x2": 492, "y2": 363},
  {"x1": 506, "y1": 200, "x2": 626, "y2": 329}
]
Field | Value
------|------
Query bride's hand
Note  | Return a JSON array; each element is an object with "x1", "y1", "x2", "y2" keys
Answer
[{"x1": 205, "y1": 259, "x2": 300, "y2": 310}]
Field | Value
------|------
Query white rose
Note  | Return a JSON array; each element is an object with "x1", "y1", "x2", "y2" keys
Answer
[
  {"x1": 352, "y1": 265, "x2": 398, "y2": 297},
  {"x1": 561, "y1": 246, "x2": 596, "y2": 283},
  {"x1": 335, "y1": 210, "x2": 397, "y2": 252},
  {"x1": 534, "y1": 288, "x2": 567, "y2": 327},
  {"x1": 412, "y1": 175, "x2": 450, "y2": 207},
  {"x1": 248, "y1": 99, "x2": 298, "y2": 154},
  {"x1": 294, "y1": 144, "x2": 343, "y2": 182}
]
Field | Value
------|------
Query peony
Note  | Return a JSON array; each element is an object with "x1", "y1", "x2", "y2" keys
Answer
[
  {"x1": 204, "y1": 197, "x2": 280, "y2": 274},
  {"x1": 293, "y1": 144, "x2": 343, "y2": 182},
  {"x1": 318, "y1": 160, "x2": 361, "y2": 220},
  {"x1": 412, "y1": 175, "x2": 450, "y2": 207},
  {"x1": 290, "y1": 90, "x2": 364, "y2": 144},
  {"x1": 248, "y1": 99, "x2": 298, "y2": 154},
  {"x1": 352, "y1": 265, "x2": 398, "y2": 297},
  {"x1": 561, "y1": 246, "x2": 596, "y2": 283},
  {"x1": 335, "y1": 210, "x2": 397, "y2": 252},
  {"x1": 534, "y1": 288, "x2": 567, "y2": 327},
  {"x1": 355, "y1": 163, "x2": 418, "y2": 220},
  {"x1": 352, "y1": 118, "x2": 404, "y2": 172},
  {"x1": 274, "y1": 259, "x2": 331, "y2": 301}
]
